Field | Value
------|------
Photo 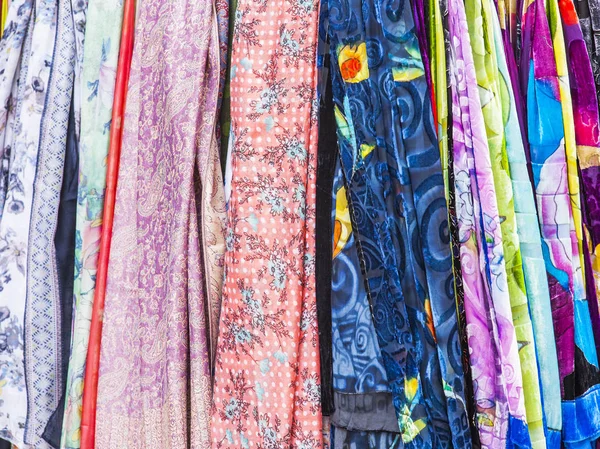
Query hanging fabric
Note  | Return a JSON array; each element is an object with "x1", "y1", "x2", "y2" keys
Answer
[
  {"x1": 521, "y1": 0, "x2": 600, "y2": 444},
  {"x1": 90, "y1": 0, "x2": 226, "y2": 446},
  {"x1": 23, "y1": 0, "x2": 77, "y2": 444},
  {"x1": 448, "y1": 0, "x2": 531, "y2": 443},
  {"x1": 491, "y1": 2, "x2": 563, "y2": 446},
  {"x1": 0, "y1": 0, "x2": 55, "y2": 444},
  {"x1": 325, "y1": 0, "x2": 472, "y2": 445},
  {"x1": 210, "y1": 0, "x2": 324, "y2": 445},
  {"x1": 60, "y1": 0, "x2": 125, "y2": 447},
  {"x1": 79, "y1": 0, "x2": 135, "y2": 446},
  {"x1": 466, "y1": 0, "x2": 545, "y2": 444}
]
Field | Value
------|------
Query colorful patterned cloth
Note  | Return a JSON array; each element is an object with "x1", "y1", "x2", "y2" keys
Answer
[
  {"x1": 492, "y1": 2, "x2": 562, "y2": 446},
  {"x1": 325, "y1": 0, "x2": 472, "y2": 446},
  {"x1": 91, "y1": 0, "x2": 226, "y2": 446},
  {"x1": 466, "y1": 0, "x2": 544, "y2": 444},
  {"x1": 60, "y1": 0, "x2": 124, "y2": 447},
  {"x1": 0, "y1": 0, "x2": 55, "y2": 445},
  {"x1": 210, "y1": 0, "x2": 323, "y2": 446},
  {"x1": 521, "y1": 0, "x2": 600, "y2": 444},
  {"x1": 448, "y1": 0, "x2": 530, "y2": 443}
]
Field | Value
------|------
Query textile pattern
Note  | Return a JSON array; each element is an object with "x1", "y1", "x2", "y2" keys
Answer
[
  {"x1": 59, "y1": 0, "x2": 125, "y2": 447},
  {"x1": 210, "y1": 0, "x2": 324, "y2": 444},
  {"x1": 93, "y1": 0, "x2": 224, "y2": 446},
  {"x1": 0, "y1": 0, "x2": 55, "y2": 445},
  {"x1": 326, "y1": 0, "x2": 472, "y2": 446}
]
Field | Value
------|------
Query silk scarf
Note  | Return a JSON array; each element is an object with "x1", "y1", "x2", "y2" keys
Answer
[
  {"x1": 60, "y1": 0, "x2": 125, "y2": 447},
  {"x1": 466, "y1": 0, "x2": 544, "y2": 445},
  {"x1": 558, "y1": 0, "x2": 600, "y2": 354},
  {"x1": 0, "y1": 0, "x2": 55, "y2": 445},
  {"x1": 447, "y1": 0, "x2": 530, "y2": 444},
  {"x1": 326, "y1": 0, "x2": 471, "y2": 446},
  {"x1": 330, "y1": 158, "x2": 399, "y2": 437},
  {"x1": 491, "y1": 3, "x2": 562, "y2": 446},
  {"x1": 430, "y1": 0, "x2": 480, "y2": 439},
  {"x1": 91, "y1": 0, "x2": 225, "y2": 446},
  {"x1": 79, "y1": 0, "x2": 135, "y2": 447},
  {"x1": 521, "y1": 0, "x2": 600, "y2": 444},
  {"x1": 210, "y1": 0, "x2": 324, "y2": 446}
]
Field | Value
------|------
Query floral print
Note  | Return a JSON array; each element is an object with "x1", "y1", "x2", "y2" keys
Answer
[
  {"x1": 60, "y1": 0, "x2": 124, "y2": 447},
  {"x1": 0, "y1": 0, "x2": 57, "y2": 445},
  {"x1": 210, "y1": 0, "x2": 323, "y2": 445}
]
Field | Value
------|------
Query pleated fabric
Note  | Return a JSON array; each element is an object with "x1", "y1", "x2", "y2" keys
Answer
[
  {"x1": 210, "y1": 0, "x2": 324, "y2": 445},
  {"x1": 90, "y1": 0, "x2": 226, "y2": 447},
  {"x1": 60, "y1": 0, "x2": 125, "y2": 447},
  {"x1": 448, "y1": 0, "x2": 530, "y2": 443}
]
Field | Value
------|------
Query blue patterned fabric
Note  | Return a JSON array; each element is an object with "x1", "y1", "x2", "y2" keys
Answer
[
  {"x1": 24, "y1": 0, "x2": 77, "y2": 445},
  {"x1": 324, "y1": 0, "x2": 471, "y2": 446},
  {"x1": 331, "y1": 161, "x2": 389, "y2": 396}
]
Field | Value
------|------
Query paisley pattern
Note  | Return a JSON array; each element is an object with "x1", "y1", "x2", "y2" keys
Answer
[
  {"x1": 60, "y1": 0, "x2": 125, "y2": 447},
  {"x1": 93, "y1": 0, "x2": 225, "y2": 446},
  {"x1": 325, "y1": 0, "x2": 471, "y2": 446}
]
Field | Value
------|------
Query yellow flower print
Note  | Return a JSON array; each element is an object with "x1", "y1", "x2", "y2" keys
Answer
[
  {"x1": 338, "y1": 43, "x2": 370, "y2": 83},
  {"x1": 333, "y1": 185, "x2": 352, "y2": 259}
]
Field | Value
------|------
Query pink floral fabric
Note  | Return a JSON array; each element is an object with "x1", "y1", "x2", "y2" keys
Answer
[{"x1": 210, "y1": 0, "x2": 323, "y2": 446}]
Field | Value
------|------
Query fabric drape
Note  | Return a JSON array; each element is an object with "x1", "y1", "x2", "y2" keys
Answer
[
  {"x1": 466, "y1": 0, "x2": 545, "y2": 444},
  {"x1": 492, "y1": 2, "x2": 562, "y2": 446},
  {"x1": 448, "y1": 0, "x2": 530, "y2": 443},
  {"x1": 79, "y1": 0, "x2": 135, "y2": 446},
  {"x1": 210, "y1": 0, "x2": 324, "y2": 445},
  {"x1": 325, "y1": 0, "x2": 472, "y2": 446},
  {"x1": 60, "y1": 0, "x2": 125, "y2": 447},
  {"x1": 0, "y1": 0, "x2": 55, "y2": 444},
  {"x1": 90, "y1": 0, "x2": 225, "y2": 446}
]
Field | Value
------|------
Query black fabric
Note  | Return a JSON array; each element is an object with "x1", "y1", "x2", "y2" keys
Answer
[
  {"x1": 42, "y1": 97, "x2": 79, "y2": 448},
  {"x1": 316, "y1": 51, "x2": 336, "y2": 416},
  {"x1": 0, "y1": 438, "x2": 11, "y2": 449}
]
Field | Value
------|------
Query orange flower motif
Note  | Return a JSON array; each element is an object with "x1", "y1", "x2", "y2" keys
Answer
[{"x1": 338, "y1": 43, "x2": 370, "y2": 83}]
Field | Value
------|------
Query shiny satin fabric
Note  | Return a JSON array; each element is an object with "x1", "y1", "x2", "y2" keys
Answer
[
  {"x1": 491, "y1": 2, "x2": 562, "y2": 446},
  {"x1": 448, "y1": 0, "x2": 530, "y2": 443},
  {"x1": 61, "y1": 0, "x2": 125, "y2": 446},
  {"x1": 521, "y1": 0, "x2": 600, "y2": 444},
  {"x1": 465, "y1": 0, "x2": 545, "y2": 444}
]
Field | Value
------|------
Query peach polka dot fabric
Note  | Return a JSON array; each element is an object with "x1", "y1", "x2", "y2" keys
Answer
[{"x1": 210, "y1": 0, "x2": 324, "y2": 447}]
